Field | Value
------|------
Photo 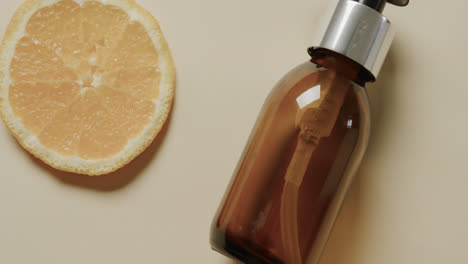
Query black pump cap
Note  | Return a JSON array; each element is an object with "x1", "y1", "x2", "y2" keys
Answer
[{"x1": 352, "y1": 0, "x2": 409, "y2": 13}]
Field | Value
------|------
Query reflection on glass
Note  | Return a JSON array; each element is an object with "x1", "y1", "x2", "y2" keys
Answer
[{"x1": 296, "y1": 85, "x2": 321, "y2": 109}]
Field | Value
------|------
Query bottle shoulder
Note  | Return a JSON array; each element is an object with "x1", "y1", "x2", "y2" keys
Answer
[
  {"x1": 268, "y1": 61, "x2": 369, "y2": 110},
  {"x1": 258, "y1": 61, "x2": 370, "y2": 138}
]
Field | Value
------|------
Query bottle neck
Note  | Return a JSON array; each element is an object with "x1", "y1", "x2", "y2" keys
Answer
[{"x1": 309, "y1": 48, "x2": 373, "y2": 87}]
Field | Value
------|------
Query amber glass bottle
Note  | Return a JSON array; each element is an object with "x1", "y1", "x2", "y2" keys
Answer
[
  {"x1": 210, "y1": 1, "x2": 409, "y2": 263},
  {"x1": 211, "y1": 49, "x2": 371, "y2": 264}
]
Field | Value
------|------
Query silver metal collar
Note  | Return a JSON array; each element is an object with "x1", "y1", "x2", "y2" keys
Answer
[{"x1": 312, "y1": 0, "x2": 394, "y2": 80}]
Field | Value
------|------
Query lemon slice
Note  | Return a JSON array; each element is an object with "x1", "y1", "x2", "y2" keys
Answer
[{"x1": 0, "y1": 0, "x2": 175, "y2": 175}]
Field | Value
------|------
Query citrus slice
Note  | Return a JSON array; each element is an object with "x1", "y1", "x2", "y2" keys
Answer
[{"x1": 0, "y1": 0, "x2": 175, "y2": 175}]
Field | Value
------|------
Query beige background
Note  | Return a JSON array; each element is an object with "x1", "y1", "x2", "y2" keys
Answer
[{"x1": 0, "y1": 0, "x2": 467, "y2": 263}]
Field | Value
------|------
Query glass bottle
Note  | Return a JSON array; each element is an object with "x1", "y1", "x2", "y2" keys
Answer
[{"x1": 210, "y1": 1, "x2": 409, "y2": 263}]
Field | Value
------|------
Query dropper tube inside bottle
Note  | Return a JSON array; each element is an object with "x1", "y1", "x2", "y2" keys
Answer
[{"x1": 280, "y1": 71, "x2": 350, "y2": 264}]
